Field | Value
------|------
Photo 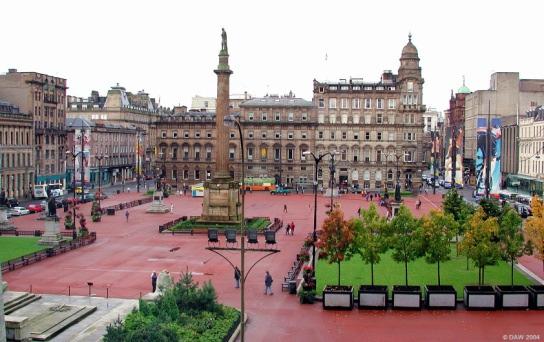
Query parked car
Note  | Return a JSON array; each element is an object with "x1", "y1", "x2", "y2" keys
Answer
[
  {"x1": 26, "y1": 203, "x2": 43, "y2": 213},
  {"x1": 438, "y1": 178, "x2": 445, "y2": 187},
  {"x1": 443, "y1": 182, "x2": 452, "y2": 189},
  {"x1": 54, "y1": 197, "x2": 64, "y2": 208},
  {"x1": 6, "y1": 198, "x2": 19, "y2": 208},
  {"x1": 349, "y1": 185, "x2": 362, "y2": 194},
  {"x1": 82, "y1": 193, "x2": 96, "y2": 203},
  {"x1": 454, "y1": 183, "x2": 464, "y2": 189},
  {"x1": 9, "y1": 206, "x2": 30, "y2": 216}
]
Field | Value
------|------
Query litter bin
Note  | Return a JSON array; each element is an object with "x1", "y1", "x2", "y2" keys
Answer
[
  {"x1": 289, "y1": 280, "x2": 297, "y2": 294},
  {"x1": 107, "y1": 208, "x2": 115, "y2": 215}
]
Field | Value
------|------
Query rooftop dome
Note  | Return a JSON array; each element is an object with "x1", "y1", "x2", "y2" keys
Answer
[
  {"x1": 457, "y1": 76, "x2": 471, "y2": 94},
  {"x1": 401, "y1": 33, "x2": 419, "y2": 59}
]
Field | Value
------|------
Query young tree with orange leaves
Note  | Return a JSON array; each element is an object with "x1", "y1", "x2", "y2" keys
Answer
[
  {"x1": 316, "y1": 206, "x2": 355, "y2": 285},
  {"x1": 526, "y1": 196, "x2": 544, "y2": 272}
]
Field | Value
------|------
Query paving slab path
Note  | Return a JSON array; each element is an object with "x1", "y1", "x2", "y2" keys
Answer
[{"x1": 5, "y1": 191, "x2": 544, "y2": 341}]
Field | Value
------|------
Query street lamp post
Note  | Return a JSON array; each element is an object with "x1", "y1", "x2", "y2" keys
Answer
[
  {"x1": 224, "y1": 114, "x2": 245, "y2": 341},
  {"x1": 303, "y1": 150, "x2": 334, "y2": 272},
  {"x1": 66, "y1": 149, "x2": 84, "y2": 228},
  {"x1": 136, "y1": 130, "x2": 141, "y2": 193},
  {"x1": 328, "y1": 152, "x2": 339, "y2": 209}
]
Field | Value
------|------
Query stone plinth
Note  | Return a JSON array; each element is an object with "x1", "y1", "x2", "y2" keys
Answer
[
  {"x1": 201, "y1": 178, "x2": 240, "y2": 223},
  {"x1": 391, "y1": 200, "x2": 403, "y2": 218},
  {"x1": 146, "y1": 191, "x2": 169, "y2": 214},
  {"x1": 0, "y1": 207, "x2": 15, "y2": 231},
  {"x1": 39, "y1": 217, "x2": 63, "y2": 246}
]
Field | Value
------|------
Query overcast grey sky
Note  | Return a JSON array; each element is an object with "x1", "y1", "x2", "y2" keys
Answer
[{"x1": 3, "y1": 1, "x2": 543, "y2": 112}]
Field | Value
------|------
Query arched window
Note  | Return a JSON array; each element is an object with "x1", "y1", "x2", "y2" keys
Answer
[{"x1": 387, "y1": 169, "x2": 393, "y2": 180}]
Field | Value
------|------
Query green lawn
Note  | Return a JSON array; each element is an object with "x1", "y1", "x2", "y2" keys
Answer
[
  {"x1": 0, "y1": 237, "x2": 48, "y2": 263},
  {"x1": 316, "y1": 245, "x2": 535, "y2": 299}
]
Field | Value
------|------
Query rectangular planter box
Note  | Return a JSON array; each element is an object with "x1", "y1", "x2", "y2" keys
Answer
[
  {"x1": 323, "y1": 285, "x2": 353, "y2": 310},
  {"x1": 464, "y1": 286, "x2": 496, "y2": 310},
  {"x1": 495, "y1": 285, "x2": 530, "y2": 309},
  {"x1": 528, "y1": 285, "x2": 544, "y2": 309},
  {"x1": 358, "y1": 285, "x2": 388, "y2": 309},
  {"x1": 425, "y1": 285, "x2": 457, "y2": 309},
  {"x1": 392, "y1": 285, "x2": 421, "y2": 309}
]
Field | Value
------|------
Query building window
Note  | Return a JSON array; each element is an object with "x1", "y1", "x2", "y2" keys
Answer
[
  {"x1": 172, "y1": 147, "x2": 178, "y2": 160},
  {"x1": 206, "y1": 170, "x2": 212, "y2": 180},
  {"x1": 288, "y1": 112, "x2": 294, "y2": 121},
  {"x1": 260, "y1": 147, "x2": 267, "y2": 160},
  {"x1": 354, "y1": 132, "x2": 359, "y2": 140},
  {"x1": 207, "y1": 131, "x2": 212, "y2": 138},
  {"x1": 318, "y1": 131, "x2": 323, "y2": 139},
  {"x1": 404, "y1": 150, "x2": 413, "y2": 162},
  {"x1": 376, "y1": 150, "x2": 382, "y2": 162},
  {"x1": 248, "y1": 131, "x2": 254, "y2": 139},
  {"x1": 330, "y1": 131, "x2": 335, "y2": 140},
  {"x1": 247, "y1": 147, "x2": 254, "y2": 160},
  {"x1": 248, "y1": 112, "x2": 254, "y2": 121},
  {"x1": 341, "y1": 150, "x2": 347, "y2": 161},
  {"x1": 388, "y1": 99, "x2": 396, "y2": 109},
  {"x1": 302, "y1": 112, "x2": 308, "y2": 121},
  {"x1": 301, "y1": 132, "x2": 307, "y2": 139},
  {"x1": 404, "y1": 132, "x2": 416, "y2": 141},
  {"x1": 172, "y1": 169, "x2": 177, "y2": 180},
  {"x1": 230, "y1": 132, "x2": 235, "y2": 139},
  {"x1": 319, "y1": 86, "x2": 324, "y2": 93},
  {"x1": 377, "y1": 132, "x2": 382, "y2": 141},
  {"x1": 161, "y1": 131, "x2": 166, "y2": 138},
  {"x1": 195, "y1": 131, "x2": 201, "y2": 138},
  {"x1": 342, "y1": 132, "x2": 347, "y2": 140},
  {"x1": 377, "y1": 113, "x2": 383, "y2": 124},
  {"x1": 275, "y1": 112, "x2": 281, "y2": 121},
  {"x1": 183, "y1": 169, "x2": 189, "y2": 180},
  {"x1": 377, "y1": 99, "x2": 384, "y2": 109},
  {"x1": 329, "y1": 98, "x2": 337, "y2": 109},
  {"x1": 329, "y1": 115, "x2": 336, "y2": 124},
  {"x1": 364, "y1": 98, "x2": 371, "y2": 109},
  {"x1": 288, "y1": 132, "x2": 294, "y2": 139},
  {"x1": 206, "y1": 146, "x2": 212, "y2": 160},
  {"x1": 318, "y1": 98, "x2": 324, "y2": 108},
  {"x1": 340, "y1": 98, "x2": 349, "y2": 109},
  {"x1": 229, "y1": 147, "x2": 235, "y2": 160},
  {"x1": 183, "y1": 146, "x2": 189, "y2": 159},
  {"x1": 365, "y1": 132, "x2": 370, "y2": 140},
  {"x1": 275, "y1": 132, "x2": 280, "y2": 139},
  {"x1": 194, "y1": 146, "x2": 200, "y2": 160},
  {"x1": 352, "y1": 98, "x2": 360, "y2": 109},
  {"x1": 287, "y1": 148, "x2": 294, "y2": 160},
  {"x1": 172, "y1": 131, "x2": 178, "y2": 138},
  {"x1": 274, "y1": 147, "x2": 281, "y2": 161},
  {"x1": 261, "y1": 112, "x2": 268, "y2": 121},
  {"x1": 184, "y1": 131, "x2": 189, "y2": 138},
  {"x1": 407, "y1": 81, "x2": 414, "y2": 92},
  {"x1": 195, "y1": 169, "x2": 200, "y2": 180}
]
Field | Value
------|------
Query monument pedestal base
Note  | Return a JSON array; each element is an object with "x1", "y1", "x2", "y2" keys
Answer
[
  {"x1": 0, "y1": 207, "x2": 15, "y2": 231},
  {"x1": 39, "y1": 218, "x2": 63, "y2": 246},
  {"x1": 391, "y1": 200, "x2": 403, "y2": 218},
  {"x1": 146, "y1": 191, "x2": 170, "y2": 214},
  {"x1": 201, "y1": 177, "x2": 240, "y2": 223}
]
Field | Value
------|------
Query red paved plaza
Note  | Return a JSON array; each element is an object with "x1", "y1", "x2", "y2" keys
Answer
[{"x1": 4, "y1": 192, "x2": 544, "y2": 341}]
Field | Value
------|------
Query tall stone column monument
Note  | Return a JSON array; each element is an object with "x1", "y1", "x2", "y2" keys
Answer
[{"x1": 200, "y1": 29, "x2": 241, "y2": 223}]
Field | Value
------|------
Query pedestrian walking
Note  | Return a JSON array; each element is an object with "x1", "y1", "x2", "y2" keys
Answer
[
  {"x1": 125, "y1": 210, "x2": 129, "y2": 222},
  {"x1": 290, "y1": 221, "x2": 295, "y2": 235},
  {"x1": 285, "y1": 223, "x2": 291, "y2": 235},
  {"x1": 283, "y1": 204, "x2": 288, "y2": 213},
  {"x1": 234, "y1": 266, "x2": 241, "y2": 288},
  {"x1": 416, "y1": 197, "x2": 421, "y2": 210},
  {"x1": 170, "y1": 203, "x2": 174, "y2": 213},
  {"x1": 264, "y1": 271, "x2": 273, "y2": 295},
  {"x1": 151, "y1": 271, "x2": 158, "y2": 292}
]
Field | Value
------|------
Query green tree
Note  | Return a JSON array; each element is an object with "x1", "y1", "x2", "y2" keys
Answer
[
  {"x1": 498, "y1": 208, "x2": 532, "y2": 286},
  {"x1": 442, "y1": 189, "x2": 475, "y2": 256},
  {"x1": 460, "y1": 208, "x2": 501, "y2": 285},
  {"x1": 388, "y1": 205, "x2": 423, "y2": 286},
  {"x1": 350, "y1": 203, "x2": 389, "y2": 286},
  {"x1": 479, "y1": 197, "x2": 502, "y2": 219},
  {"x1": 420, "y1": 210, "x2": 457, "y2": 286},
  {"x1": 317, "y1": 207, "x2": 355, "y2": 285}
]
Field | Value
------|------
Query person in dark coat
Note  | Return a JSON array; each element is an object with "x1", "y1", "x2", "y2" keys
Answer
[
  {"x1": 264, "y1": 271, "x2": 273, "y2": 295},
  {"x1": 234, "y1": 266, "x2": 241, "y2": 288},
  {"x1": 151, "y1": 271, "x2": 158, "y2": 292}
]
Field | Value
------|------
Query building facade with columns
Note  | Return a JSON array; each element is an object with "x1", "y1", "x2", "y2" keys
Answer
[
  {"x1": 67, "y1": 86, "x2": 165, "y2": 178},
  {"x1": 312, "y1": 36, "x2": 426, "y2": 191},
  {"x1": 0, "y1": 69, "x2": 68, "y2": 187},
  {"x1": 0, "y1": 100, "x2": 34, "y2": 199},
  {"x1": 515, "y1": 106, "x2": 544, "y2": 196}
]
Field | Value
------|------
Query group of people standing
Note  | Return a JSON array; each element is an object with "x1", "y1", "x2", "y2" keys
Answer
[
  {"x1": 285, "y1": 221, "x2": 295, "y2": 235},
  {"x1": 233, "y1": 267, "x2": 273, "y2": 296}
]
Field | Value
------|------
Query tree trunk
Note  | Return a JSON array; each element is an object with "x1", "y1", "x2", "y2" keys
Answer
[
  {"x1": 437, "y1": 261, "x2": 441, "y2": 286},
  {"x1": 456, "y1": 235, "x2": 459, "y2": 256},
  {"x1": 404, "y1": 260, "x2": 408, "y2": 286},
  {"x1": 511, "y1": 259, "x2": 514, "y2": 287},
  {"x1": 482, "y1": 266, "x2": 485, "y2": 285},
  {"x1": 337, "y1": 261, "x2": 341, "y2": 286},
  {"x1": 466, "y1": 256, "x2": 469, "y2": 271},
  {"x1": 478, "y1": 266, "x2": 481, "y2": 286},
  {"x1": 371, "y1": 262, "x2": 374, "y2": 286}
]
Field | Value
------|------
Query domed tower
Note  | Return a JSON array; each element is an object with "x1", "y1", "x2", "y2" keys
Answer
[{"x1": 398, "y1": 33, "x2": 424, "y2": 107}]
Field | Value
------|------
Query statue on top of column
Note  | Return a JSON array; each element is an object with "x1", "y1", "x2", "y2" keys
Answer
[{"x1": 221, "y1": 28, "x2": 228, "y2": 52}]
